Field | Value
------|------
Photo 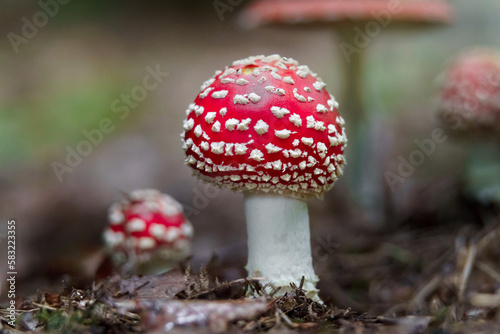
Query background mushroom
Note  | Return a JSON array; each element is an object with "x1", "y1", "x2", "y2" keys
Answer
[
  {"x1": 103, "y1": 189, "x2": 193, "y2": 275},
  {"x1": 240, "y1": 0, "x2": 454, "y2": 224},
  {"x1": 181, "y1": 54, "x2": 347, "y2": 300},
  {"x1": 435, "y1": 48, "x2": 500, "y2": 206}
]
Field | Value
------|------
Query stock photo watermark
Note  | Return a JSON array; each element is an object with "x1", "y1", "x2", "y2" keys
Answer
[
  {"x1": 184, "y1": 180, "x2": 221, "y2": 219},
  {"x1": 384, "y1": 64, "x2": 500, "y2": 193},
  {"x1": 5, "y1": 219, "x2": 17, "y2": 327},
  {"x1": 51, "y1": 64, "x2": 168, "y2": 182},
  {"x1": 213, "y1": 0, "x2": 243, "y2": 21},
  {"x1": 384, "y1": 128, "x2": 447, "y2": 192},
  {"x1": 312, "y1": 234, "x2": 339, "y2": 263},
  {"x1": 339, "y1": 0, "x2": 403, "y2": 64},
  {"x1": 7, "y1": 0, "x2": 71, "y2": 54}
]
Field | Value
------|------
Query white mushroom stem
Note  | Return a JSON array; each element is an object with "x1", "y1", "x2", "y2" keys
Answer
[{"x1": 244, "y1": 192, "x2": 320, "y2": 301}]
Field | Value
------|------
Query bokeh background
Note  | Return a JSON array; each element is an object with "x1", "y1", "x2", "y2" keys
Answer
[{"x1": 1, "y1": 0, "x2": 499, "y2": 310}]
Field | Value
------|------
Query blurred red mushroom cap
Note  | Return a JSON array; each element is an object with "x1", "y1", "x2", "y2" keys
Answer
[
  {"x1": 240, "y1": 0, "x2": 453, "y2": 28},
  {"x1": 436, "y1": 48, "x2": 500, "y2": 132}
]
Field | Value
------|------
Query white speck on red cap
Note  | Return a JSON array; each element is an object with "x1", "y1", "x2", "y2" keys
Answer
[
  {"x1": 225, "y1": 119, "x2": 239, "y2": 131},
  {"x1": 149, "y1": 223, "x2": 167, "y2": 238},
  {"x1": 234, "y1": 143, "x2": 247, "y2": 155},
  {"x1": 329, "y1": 95, "x2": 339, "y2": 110},
  {"x1": 289, "y1": 149, "x2": 302, "y2": 158},
  {"x1": 193, "y1": 125, "x2": 203, "y2": 137},
  {"x1": 194, "y1": 105, "x2": 204, "y2": 116},
  {"x1": 212, "y1": 90, "x2": 228, "y2": 99},
  {"x1": 316, "y1": 104, "x2": 328, "y2": 113},
  {"x1": 103, "y1": 229, "x2": 124, "y2": 247},
  {"x1": 328, "y1": 124, "x2": 337, "y2": 134},
  {"x1": 200, "y1": 142, "x2": 209, "y2": 151},
  {"x1": 248, "y1": 93, "x2": 262, "y2": 103},
  {"x1": 165, "y1": 227, "x2": 181, "y2": 242},
  {"x1": 109, "y1": 203, "x2": 124, "y2": 225},
  {"x1": 137, "y1": 237, "x2": 156, "y2": 249},
  {"x1": 271, "y1": 71, "x2": 282, "y2": 80},
  {"x1": 250, "y1": 149, "x2": 264, "y2": 161},
  {"x1": 283, "y1": 76, "x2": 294, "y2": 84},
  {"x1": 181, "y1": 55, "x2": 347, "y2": 199},
  {"x1": 183, "y1": 118, "x2": 195, "y2": 131},
  {"x1": 199, "y1": 87, "x2": 214, "y2": 99},
  {"x1": 237, "y1": 118, "x2": 252, "y2": 131},
  {"x1": 211, "y1": 142, "x2": 225, "y2": 154},
  {"x1": 205, "y1": 112, "x2": 217, "y2": 124},
  {"x1": 182, "y1": 223, "x2": 194, "y2": 238},
  {"x1": 275, "y1": 129, "x2": 295, "y2": 139},
  {"x1": 234, "y1": 94, "x2": 250, "y2": 104},
  {"x1": 265, "y1": 143, "x2": 282, "y2": 153},
  {"x1": 265, "y1": 85, "x2": 286, "y2": 95},
  {"x1": 254, "y1": 120, "x2": 269, "y2": 134},
  {"x1": 313, "y1": 81, "x2": 326, "y2": 91},
  {"x1": 201, "y1": 78, "x2": 215, "y2": 91},
  {"x1": 236, "y1": 78, "x2": 249, "y2": 85},
  {"x1": 293, "y1": 88, "x2": 307, "y2": 102},
  {"x1": 225, "y1": 143, "x2": 234, "y2": 156},
  {"x1": 271, "y1": 106, "x2": 290, "y2": 118},
  {"x1": 126, "y1": 218, "x2": 147, "y2": 232},
  {"x1": 289, "y1": 114, "x2": 302, "y2": 127}
]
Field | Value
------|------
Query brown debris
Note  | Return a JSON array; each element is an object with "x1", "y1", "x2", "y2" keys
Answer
[
  {"x1": 96, "y1": 268, "x2": 188, "y2": 299},
  {"x1": 5, "y1": 214, "x2": 500, "y2": 333}
]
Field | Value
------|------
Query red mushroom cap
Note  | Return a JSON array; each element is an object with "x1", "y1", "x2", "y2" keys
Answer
[
  {"x1": 436, "y1": 48, "x2": 500, "y2": 132},
  {"x1": 181, "y1": 55, "x2": 347, "y2": 199},
  {"x1": 103, "y1": 189, "x2": 193, "y2": 266},
  {"x1": 240, "y1": 0, "x2": 453, "y2": 28}
]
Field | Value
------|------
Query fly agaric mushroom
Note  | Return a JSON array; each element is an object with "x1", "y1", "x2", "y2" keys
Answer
[
  {"x1": 436, "y1": 48, "x2": 500, "y2": 132},
  {"x1": 436, "y1": 48, "x2": 500, "y2": 204},
  {"x1": 181, "y1": 55, "x2": 347, "y2": 299},
  {"x1": 103, "y1": 189, "x2": 193, "y2": 275}
]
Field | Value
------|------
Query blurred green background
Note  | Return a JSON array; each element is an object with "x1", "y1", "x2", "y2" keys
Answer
[{"x1": 1, "y1": 0, "x2": 499, "y2": 299}]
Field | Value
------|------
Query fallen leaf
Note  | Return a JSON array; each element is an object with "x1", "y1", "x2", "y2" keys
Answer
[{"x1": 119, "y1": 298, "x2": 269, "y2": 333}]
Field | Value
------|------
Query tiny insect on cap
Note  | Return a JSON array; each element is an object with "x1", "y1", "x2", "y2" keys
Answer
[
  {"x1": 437, "y1": 48, "x2": 500, "y2": 132},
  {"x1": 181, "y1": 55, "x2": 347, "y2": 199},
  {"x1": 103, "y1": 189, "x2": 193, "y2": 263}
]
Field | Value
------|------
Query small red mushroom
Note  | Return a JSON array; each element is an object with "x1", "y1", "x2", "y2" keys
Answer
[
  {"x1": 181, "y1": 55, "x2": 347, "y2": 300},
  {"x1": 103, "y1": 189, "x2": 193, "y2": 275},
  {"x1": 435, "y1": 48, "x2": 500, "y2": 205},
  {"x1": 436, "y1": 48, "x2": 500, "y2": 132}
]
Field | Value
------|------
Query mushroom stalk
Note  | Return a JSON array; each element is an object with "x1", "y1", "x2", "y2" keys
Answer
[
  {"x1": 244, "y1": 192, "x2": 319, "y2": 300},
  {"x1": 338, "y1": 27, "x2": 367, "y2": 201}
]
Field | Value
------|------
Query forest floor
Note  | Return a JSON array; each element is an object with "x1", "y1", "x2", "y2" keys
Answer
[{"x1": 2, "y1": 210, "x2": 500, "y2": 333}]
